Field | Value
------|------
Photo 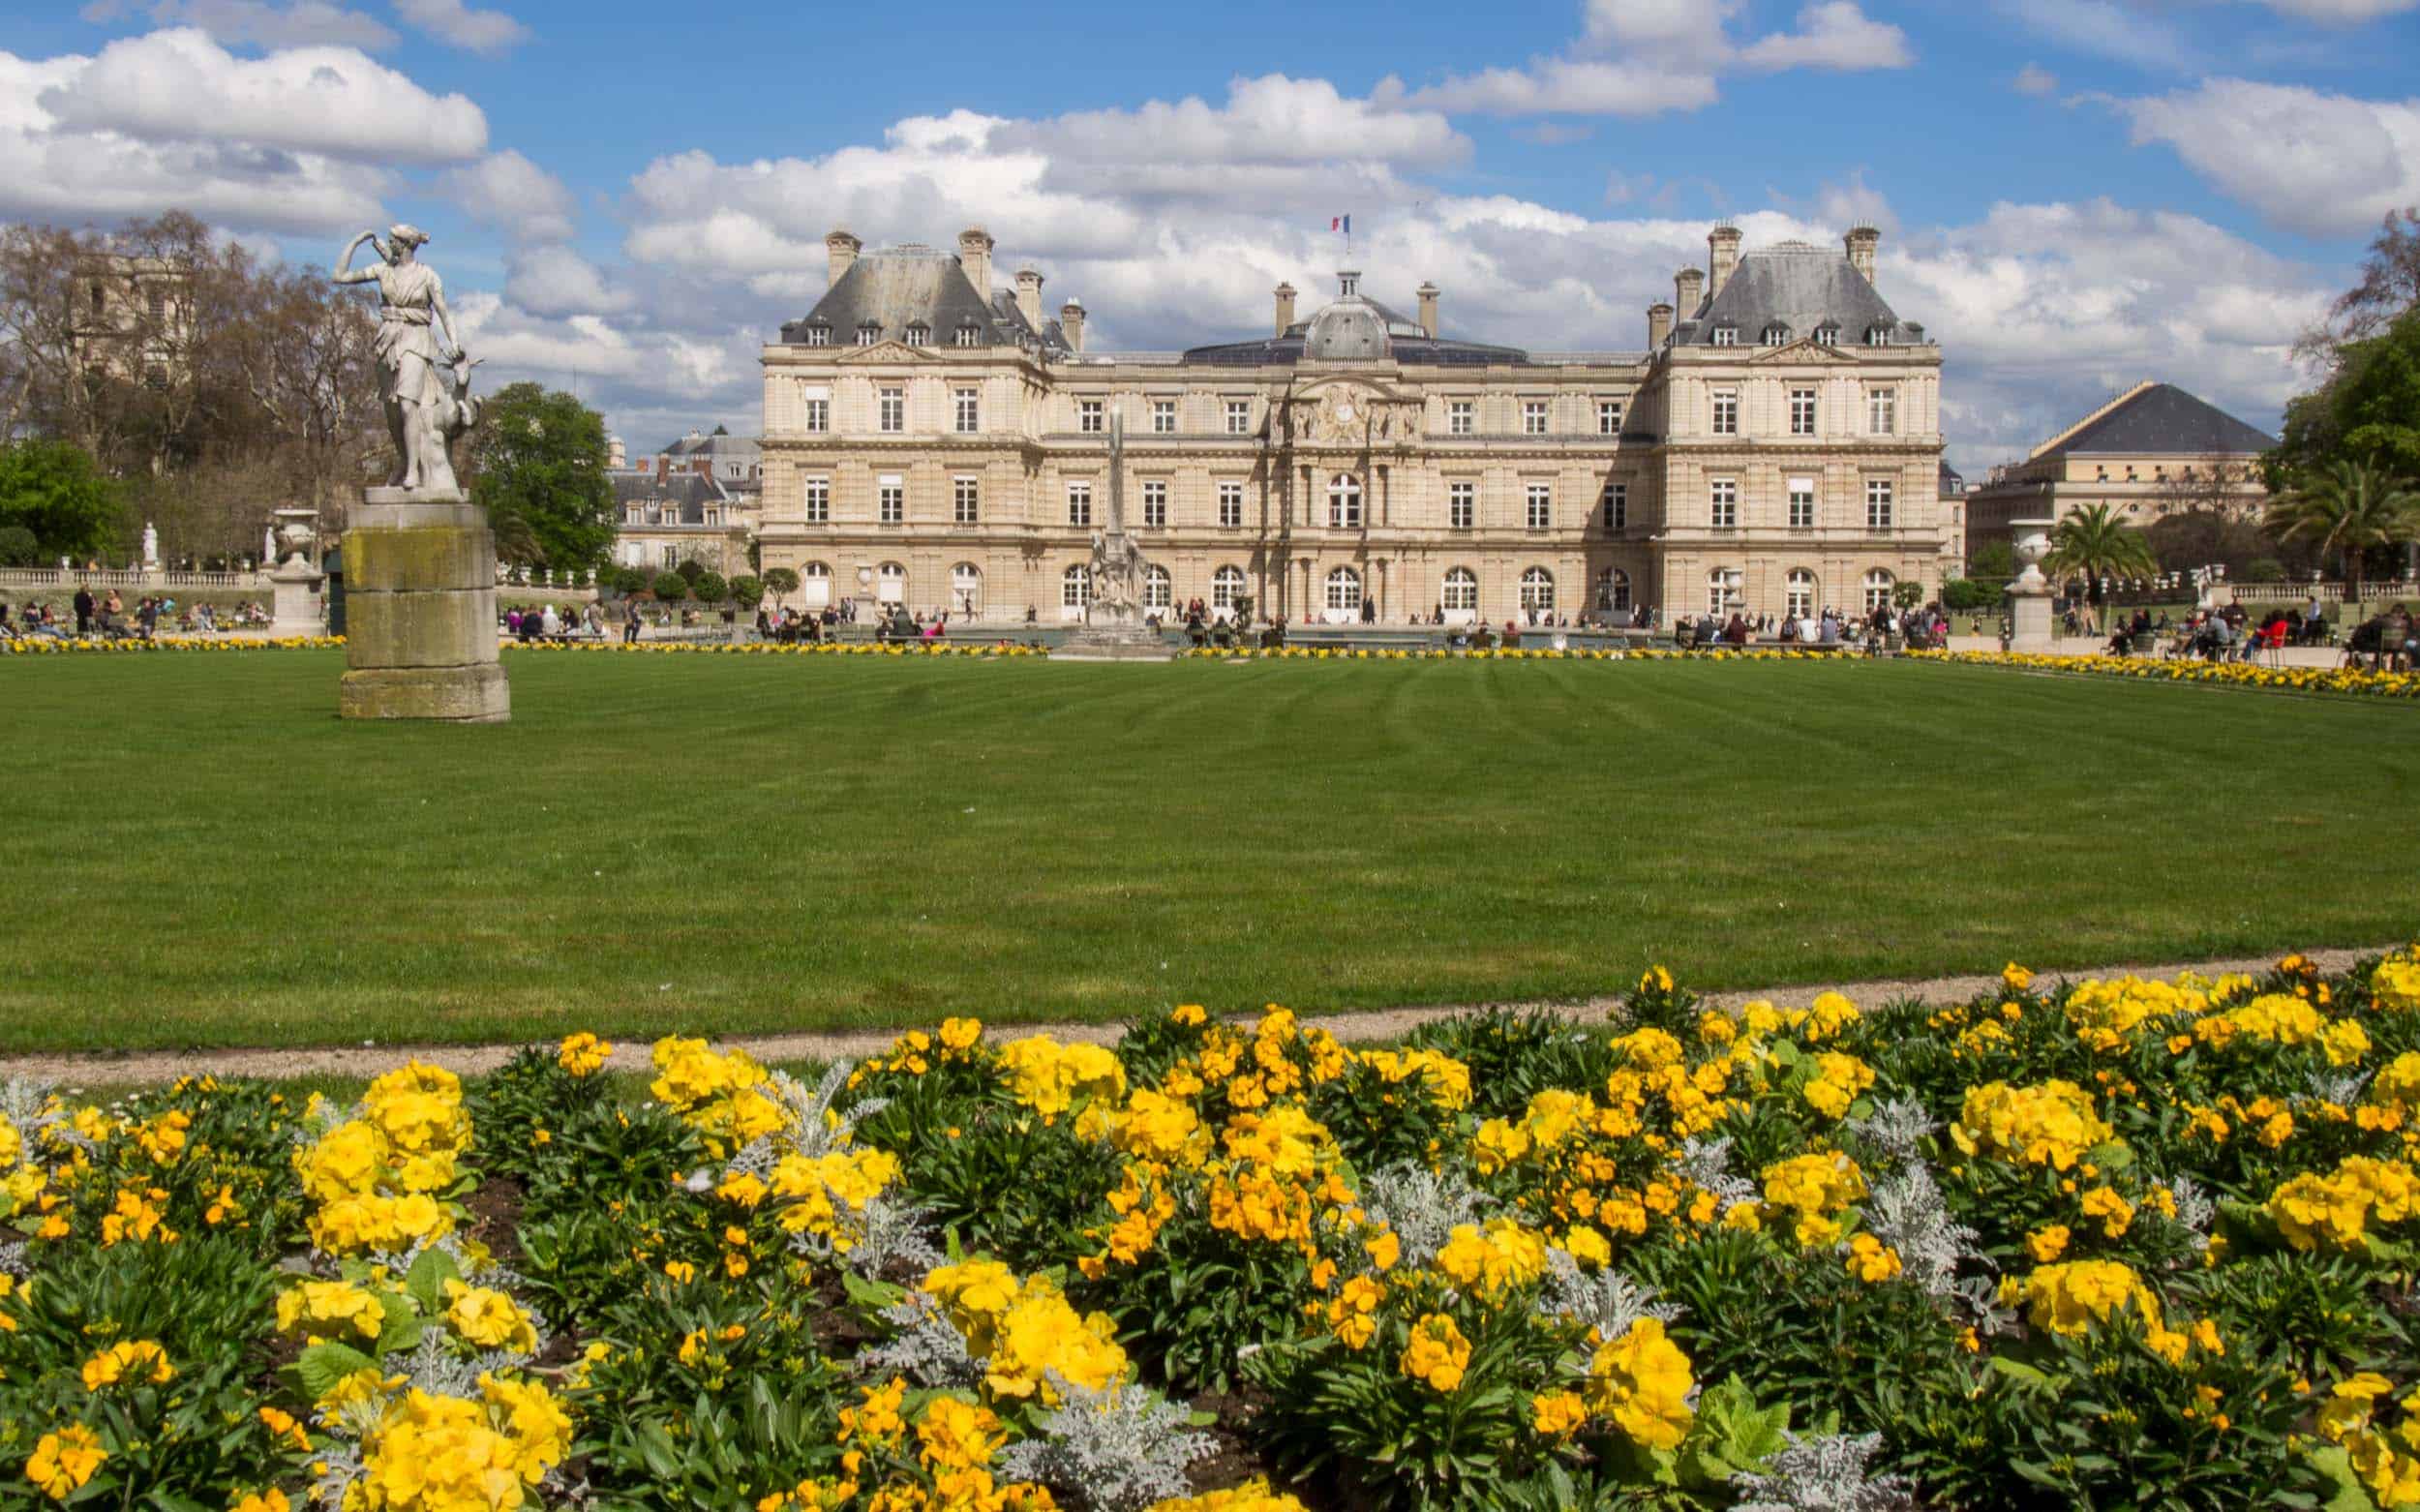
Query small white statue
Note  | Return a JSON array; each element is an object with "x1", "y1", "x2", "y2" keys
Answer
[{"x1": 334, "y1": 225, "x2": 478, "y2": 495}]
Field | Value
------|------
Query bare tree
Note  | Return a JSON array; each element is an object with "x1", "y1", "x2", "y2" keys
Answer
[{"x1": 2295, "y1": 205, "x2": 2420, "y2": 366}]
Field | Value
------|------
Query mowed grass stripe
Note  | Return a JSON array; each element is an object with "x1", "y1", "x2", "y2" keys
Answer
[{"x1": 0, "y1": 650, "x2": 2409, "y2": 1053}]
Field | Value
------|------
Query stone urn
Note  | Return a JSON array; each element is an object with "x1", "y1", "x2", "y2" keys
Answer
[
  {"x1": 2011, "y1": 523, "x2": 2052, "y2": 595},
  {"x1": 272, "y1": 507, "x2": 320, "y2": 569}
]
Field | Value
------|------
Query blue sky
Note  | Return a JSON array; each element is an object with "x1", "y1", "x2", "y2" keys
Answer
[{"x1": 7, "y1": 0, "x2": 2418, "y2": 470}]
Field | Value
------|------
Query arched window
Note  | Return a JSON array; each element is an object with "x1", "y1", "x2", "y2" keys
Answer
[
  {"x1": 1707, "y1": 567, "x2": 1739, "y2": 616},
  {"x1": 1325, "y1": 565, "x2": 1362, "y2": 612},
  {"x1": 1211, "y1": 565, "x2": 1245, "y2": 611},
  {"x1": 1862, "y1": 569, "x2": 1895, "y2": 612},
  {"x1": 1062, "y1": 563, "x2": 1091, "y2": 609},
  {"x1": 951, "y1": 562, "x2": 983, "y2": 616},
  {"x1": 1595, "y1": 567, "x2": 1630, "y2": 613},
  {"x1": 1144, "y1": 564, "x2": 1171, "y2": 612},
  {"x1": 1786, "y1": 569, "x2": 1816, "y2": 620},
  {"x1": 1520, "y1": 566, "x2": 1555, "y2": 612},
  {"x1": 1328, "y1": 473, "x2": 1363, "y2": 529},
  {"x1": 1441, "y1": 566, "x2": 1478, "y2": 614},
  {"x1": 877, "y1": 562, "x2": 906, "y2": 603}
]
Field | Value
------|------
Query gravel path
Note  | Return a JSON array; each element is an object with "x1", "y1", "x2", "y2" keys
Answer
[{"x1": 1, "y1": 945, "x2": 2390, "y2": 1090}]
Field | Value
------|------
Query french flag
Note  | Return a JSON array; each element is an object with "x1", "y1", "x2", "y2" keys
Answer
[{"x1": 1331, "y1": 215, "x2": 1350, "y2": 234}]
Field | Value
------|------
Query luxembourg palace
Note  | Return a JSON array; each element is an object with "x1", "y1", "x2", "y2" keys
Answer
[{"x1": 757, "y1": 223, "x2": 1949, "y2": 625}]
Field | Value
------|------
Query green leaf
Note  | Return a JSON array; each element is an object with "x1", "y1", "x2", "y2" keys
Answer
[
  {"x1": 2305, "y1": 1444, "x2": 2381, "y2": 1512},
  {"x1": 296, "y1": 1340, "x2": 379, "y2": 1403},
  {"x1": 404, "y1": 1244, "x2": 462, "y2": 1314}
]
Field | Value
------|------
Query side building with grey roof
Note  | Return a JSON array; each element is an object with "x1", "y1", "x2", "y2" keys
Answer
[{"x1": 758, "y1": 224, "x2": 1948, "y2": 627}]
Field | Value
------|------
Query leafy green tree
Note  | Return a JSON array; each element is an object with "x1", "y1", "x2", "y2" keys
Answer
[
  {"x1": 0, "y1": 524, "x2": 38, "y2": 566},
  {"x1": 2264, "y1": 460, "x2": 2420, "y2": 607},
  {"x1": 730, "y1": 575, "x2": 764, "y2": 609},
  {"x1": 650, "y1": 571, "x2": 689, "y2": 603},
  {"x1": 762, "y1": 566, "x2": 801, "y2": 601},
  {"x1": 0, "y1": 440, "x2": 119, "y2": 559},
  {"x1": 690, "y1": 570, "x2": 728, "y2": 605},
  {"x1": 1891, "y1": 581, "x2": 1924, "y2": 611},
  {"x1": 466, "y1": 383, "x2": 615, "y2": 576},
  {"x1": 2042, "y1": 503, "x2": 2158, "y2": 630},
  {"x1": 1965, "y1": 539, "x2": 2015, "y2": 580},
  {"x1": 676, "y1": 558, "x2": 704, "y2": 586}
]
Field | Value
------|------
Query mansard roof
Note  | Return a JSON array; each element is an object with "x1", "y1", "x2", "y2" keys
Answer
[
  {"x1": 2045, "y1": 382, "x2": 2277, "y2": 457},
  {"x1": 611, "y1": 470, "x2": 728, "y2": 526},
  {"x1": 776, "y1": 244, "x2": 1067, "y2": 353},
  {"x1": 1674, "y1": 241, "x2": 1917, "y2": 347},
  {"x1": 1182, "y1": 274, "x2": 1529, "y2": 367}
]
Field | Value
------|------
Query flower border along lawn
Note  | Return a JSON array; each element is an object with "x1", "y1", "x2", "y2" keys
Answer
[
  {"x1": 3, "y1": 650, "x2": 2418, "y2": 1053},
  {"x1": 8, "y1": 949, "x2": 2420, "y2": 1508}
]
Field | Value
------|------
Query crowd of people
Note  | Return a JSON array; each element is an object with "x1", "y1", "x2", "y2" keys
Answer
[{"x1": 0, "y1": 587, "x2": 273, "y2": 641}]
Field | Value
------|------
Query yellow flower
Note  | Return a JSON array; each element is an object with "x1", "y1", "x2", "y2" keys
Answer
[
  {"x1": 1532, "y1": 1390, "x2": 1588, "y2": 1438},
  {"x1": 2079, "y1": 1186, "x2": 2134, "y2": 1239},
  {"x1": 2026, "y1": 1225, "x2": 2071, "y2": 1262},
  {"x1": 2002, "y1": 962, "x2": 2035, "y2": 993},
  {"x1": 1399, "y1": 1313, "x2": 1471, "y2": 1392},
  {"x1": 80, "y1": 1339, "x2": 173, "y2": 1390},
  {"x1": 1433, "y1": 1218, "x2": 1548, "y2": 1300},
  {"x1": 1845, "y1": 1233, "x2": 1902, "y2": 1284},
  {"x1": 1951, "y1": 1080, "x2": 2113, "y2": 1170},
  {"x1": 1325, "y1": 1275, "x2": 1385, "y2": 1348},
  {"x1": 25, "y1": 1424, "x2": 106, "y2": 1500},
  {"x1": 557, "y1": 1033, "x2": 613, "y2": 1076},
  {"x1": 2018, "y1": 1259, "x2": 2160, "y2": 1337},
  {"x1": 230, "y1": 1490, "x2": 290, "y2": 1512},
  {"x1": 915, "y1": 1396, "x2": 1005, "y2": 1470},
  {"x1": 1587, "y1": 1317, "x2": 1695, "y2": 1450},
  {"x1": 444, "y1": 1280, "x2": 539, "y2": 1353},
  {"x1": 278, "y1": 1280, "x2": 386, "y2": 1343}
]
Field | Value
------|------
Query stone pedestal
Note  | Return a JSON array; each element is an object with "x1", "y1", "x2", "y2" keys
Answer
[
  {"x1": 339, "y1": 488, "x2": 509, "y2": 723},
  {"x1": 268, "y1": 559, "x2": 325, "y2": 634},
  {"x1": 2006, "y1": 516, "x2": 2058, "y2": 653},
  {"x1": 2008, "y1": 592, "x2": 2055, "y2": 652}
]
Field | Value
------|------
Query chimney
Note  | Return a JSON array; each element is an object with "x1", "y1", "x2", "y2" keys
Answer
[
  {"x1": 1647, "y1": 301, "x2": 1673, "y2": 349},
  {"x1": 1013, "y1": 267, "x2": 1044, "y2": 331},
  {"x1": 1675, "y1": 266, "x2": 1705, "y2": 318},
  {"x1": 1708, "y1": 225, "x2": 1742, "y2": 299},
  {"x1": 1416, "y1": 282, "x2": 1439, "y2": 339},
  {"x1": 824, "y1": 228, "x2": 862, "y2": 290},
  {"x1": 1059, "y1": 298, "x2": 1085, "y2": 354},
  {"x1": 1273, "y1": 282, "x2": 1297, "y2": 337},
  {"x1": 1845, "y1": 226, "x2": 1880, "y2": 287},
  {"x1": 957, "y1": 227, "x2": 994, "y2": 301}
]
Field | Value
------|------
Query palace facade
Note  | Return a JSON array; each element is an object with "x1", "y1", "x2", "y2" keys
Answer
[{"x1": 758, "y1": 224, "x2": 1947, "y2": 625}]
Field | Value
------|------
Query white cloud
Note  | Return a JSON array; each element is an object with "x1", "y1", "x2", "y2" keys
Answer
[
  {"x1": 2249, "y1": 0, "x2": 2416, "y2": 19},
  {"x1": 1398, "y1": 0, "x2": 1908, "y2": 118},
  {"x1": 81, "y1": 0, "x2": 400, "y2": 49},
  {"x1": 504, "y1": 245, "x2": 631, "y2": 318},
  {"x1": 41, "y1": 27, "x2": 486, "y2": 164},
  {"x1": 2012, "y1": 63, "x2": 2059, "y2": 96},
  {"x1": 2119, "y1": 78, "x2": 2420, "y2": 237},
  {"x1": 389, "y1": 0, "x2": 527, "y2": 53},
  {"x1": 1739, "y1": 2, "x2": 1914, "y2": 71},
  {"x1": 1514, "y1": 121, "x2": 1594, "y2": 146},
  {"x1": 1997, "y1": 0, "x2": 2187, "y2": 69},
  {"x1": 439, "y1": 148, "x2": 575, "y2": 243}
]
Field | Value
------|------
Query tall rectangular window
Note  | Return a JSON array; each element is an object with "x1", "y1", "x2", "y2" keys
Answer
[
  {"x1": 953, "y1": 388, "x2": 979, "y2": 434},
  {"x1": 1523, "y1": 400, "x2": 1549, "y2": 436},
  {"x1": 953, "y1": 476, "x2": 980, "y2": 525},
  {"x1": 803, "y1": 477, "x2": 829, "y2": 523},
  {"x1": 1789, "y1": 387, "x2": 1816, "y2": 437},
  {"x1": 1866, "y1": 478, "x2": 1894, "y2": 529},
  {"x1": 1225, "y1": 400, "x2": 1252, "y2": 435},
  {"x1": 1710, "y1": 479, "x2": 1738, "y2": 529},
  {"x1": 803, "y1": 397, "x2": 829, "y2": 433},
  {"x1": 878, "y1": 387, "x2": 903, "y2": 433},
  {"x1": 1868, "y1": 387, "x2": 1897, "y2": 435},
  {"x1": 1788, "y1": 477, "x2": 1815, "y2": 529},
  {"x1": 1448, "y1": 400, "x2": 1473, "y2": 436},
  {"x1": 1526, "y1": 483, "x2": 1551, "y2": 530},
  {"x1": 1598, "y1": 400, "x2": 1623, "y2": 435},
  {"x1": 1077, "y1": 399, "x2": 1104, "y2": 434},
  {"x1": 1152, "y1": 400, "x2": 1176, "y2": 434},
  {"x1": 1142, "y1": 480, "x2": 1166, "y2": 529},
  {"x1": 1068, "y1": 481, "x2": 1092, "y2": 527},
  {"x1": 1711, "y1": 326, "x2": 1738, "y2": 347},
  {"x1": 1218, "y1": 481, "x2": 1244, "y2": 529},
  {"x1": 803, "y1": 326, "x2": 830, "y2": 348},
  {"x1": 1711, "y1": 389, "x2": 1738, "y2": 436},
  {"x1": 878, "y1": 479, "x2": 904, "y2": 525},
  {"x1": 1602, "y1": 481, "x2": 1626, "y2": 530},
  {"x1": 1449, "y1": 481, "x2": 1474, "y2": 530}
]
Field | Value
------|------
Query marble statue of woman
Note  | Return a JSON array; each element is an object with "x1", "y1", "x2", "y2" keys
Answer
[{"x1": 333, "y1": 225, "x2": 471, "y2": 495}]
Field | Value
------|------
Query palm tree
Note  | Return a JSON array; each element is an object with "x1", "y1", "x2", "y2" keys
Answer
[
  {"x1": 2042, "y1": 503, "x2": 2157, "y2": 631},
  {"x1": 2265, "y1": 459, "x2": 2420, "y2": 612}
]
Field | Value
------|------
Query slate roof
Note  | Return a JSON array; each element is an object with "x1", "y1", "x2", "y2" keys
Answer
[
  {"x1": 1673, "y1": 241, "x2": 1917, "y2": 347},
  {"x1": 2048, "y1": 382, "x2": 2277, "y2": 457},
  {"x1": 1183, "y1": 281, "x2": 1528, "y2": 367},
  {"x1": 776, "y1": 244, "x2": 1067, "y2": 352},
  {"x1": 611, "y1": 470, "x2": 728, "y2": 527}
]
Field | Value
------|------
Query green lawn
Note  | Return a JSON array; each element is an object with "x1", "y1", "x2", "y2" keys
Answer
[{"x1": 2, "y1": 650, "x2": 2411, "y2": 1054}]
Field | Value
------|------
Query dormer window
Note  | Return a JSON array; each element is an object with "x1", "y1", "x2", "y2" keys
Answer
[
  {"x1": 953, "y1": 322, "x2": 982, "y2": 348},
  {"x1": 802, "y1": 322, "x2": 830, "y2": 348},
  {"x1": 904, "y1": 321, "x2": 930, "y2": 348},
  {"x1": 1761, "y1": 324, "x2": 1790, "y2": 348},
  {"x1": 1864, "y1": 326, "x2": 1891, "y2": 347},
  {"x1": 856, "y1": 322, "x2": 881, "y2": 347},
  {"x1": 1710, "y1": 324, "x2": 1738, "y2": 348},
  {"x1": 1814, "y1": 324, "x2": 1839, "y2": 347}
]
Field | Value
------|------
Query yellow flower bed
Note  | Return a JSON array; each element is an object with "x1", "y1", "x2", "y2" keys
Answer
[{"x1": 1921, "y1": 648, "x2": 2420, "y2": 699}]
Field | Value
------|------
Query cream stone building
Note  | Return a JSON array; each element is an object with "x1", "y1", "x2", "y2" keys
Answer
[
  {"x1": 1964, "y1": 381, "x2": 2277, "y2": 561},
  {"x1": 758, "y1": 225, "x2": 1947, "y2": 626}
]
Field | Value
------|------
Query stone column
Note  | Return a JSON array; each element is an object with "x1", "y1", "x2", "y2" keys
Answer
[{"x1": 339, "y1": 487, "x2": 509, "y2": 722}]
